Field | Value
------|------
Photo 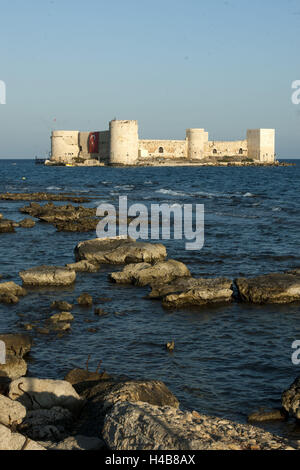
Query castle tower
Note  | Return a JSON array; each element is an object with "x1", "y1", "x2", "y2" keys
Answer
[
  {"x1": 51, "y1": 131, "x2": 79, "y2": 163},
  {"x1": 186, "y1": 129, "x2": 209, "y2": 160},
  {"x1": 247, "y1": 129, "x2": 275, "y2": 162},
  {"x1": 109, "y1": 120, "x2": 139, "y2": 165}
]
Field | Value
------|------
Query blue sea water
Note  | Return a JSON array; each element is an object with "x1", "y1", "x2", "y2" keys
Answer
[{"x1": 0, "y1": 159, "x2": 300, "y2": 436}]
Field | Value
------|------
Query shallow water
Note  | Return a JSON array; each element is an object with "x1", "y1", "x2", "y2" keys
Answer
[{"x1": 0, "y1": 159, "x2": 300, "y2": 437}]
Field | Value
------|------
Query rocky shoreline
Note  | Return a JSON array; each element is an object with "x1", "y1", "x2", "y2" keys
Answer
[
  {"x1": 1, "y1": 194, "x2": 300, "y2": 450},
  {"x1": 0, "y1": 334, "x2": 299, "y2": 451}
]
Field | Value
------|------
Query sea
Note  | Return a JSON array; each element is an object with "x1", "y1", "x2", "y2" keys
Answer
[{"x1": 0, "y1": 159, "x2": 300, "y2": 437}]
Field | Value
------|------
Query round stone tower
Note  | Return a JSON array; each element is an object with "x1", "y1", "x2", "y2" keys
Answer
[
  {"x1": 51, "y1": 131, "x2": 79, "y2": 163},
  {"x1": 186, "y1": 129, "x2": 208, "y2": 160},
  {"x1": 109, "y1": 120, "x2": 139, "y2": 165}
]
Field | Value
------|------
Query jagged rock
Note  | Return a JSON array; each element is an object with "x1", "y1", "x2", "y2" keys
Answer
[
  {"x1": 0, "y1": 282, "x2": 27, "y2": 305},
  {"x1": 9, "y1": 378, "x2": 83, "y2": 413},
  {"x1": 0, "y1": 424, "x2": 46, "y2": 450},
  {"x1": 48, "y1": 435, "x2": 104, "y2": 450},
  {"x1": 66, "y1": 260, "x2": 99, "y2": 272},
  {"x1": 94, "y1": 308, "x2": 108, "y2": 317},
  {"x1": 19, "y1": 407, "x2": 73, "y2": 441},
  {"x1": 102, "y1": 402, "x2": 295, "y2": 451},
  {"x1": 51, "y1": 301, "x2": 73, "y2": 311},
  {"x1": 0, "y1": 219, "x2": 15, "y2": 233},
  {"x1": 51, "y1": 323, "x2": 72, "y2": 332},
  {"x1": 0, "y1": 395, "x2": 27, "y2": 426},
  {"x1": 19, "y1": 218, "x2": 36, "y2": 228},
  {"x1": 49, "y1": 312, "x2": 74, "y2": 323},
  {"x1": 77, "y1": 293, "x2": 93, "y2": 307},
  {"x1": 19, "y1": 266, "x2": 76, "y2": 287},
  {"x1": 149, "y1": 277, "x2": 233, "y2": 308},
  {"x1": 248, "y1": 409, "x2": 287, "y2": 423},
  {"x1": 282, "y1": 376, "x2": 300, "y2": 420},
  {"x1": 236, "y1": 272, "x2": 300, "y2": 304},
  {"x1": 75, "y1": 237, "x2": 167, "y2": 265},
  {"x1": 0, "y1": 355, "x2": 27, "y2": 381},
  {"x1": 0, "y1": 334, "x2": 32, "y2": 358},
  {"x1": 110, "y1": 260, "x2": 191, "y2": 286}
]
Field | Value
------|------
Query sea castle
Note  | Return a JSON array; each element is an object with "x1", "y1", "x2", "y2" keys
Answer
[{"x1": 49, "y1": 120, "x2": 276, "y2": 166}]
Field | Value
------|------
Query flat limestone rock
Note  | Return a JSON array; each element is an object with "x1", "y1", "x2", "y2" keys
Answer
[
  {"x1": 0, "y1": 334, "x2": 32, "y2": 358},
  {"x1": 102, "y1": 402, "x2": 296, "y2": 451},
  {"x1": 0, "y1": 424, "x2": 45, "y2": 450},
  {"x1": 9, "y1": 378, "x2": 83, "y2": 413},
  {"x1": 0, "y1": 395, "x2": 27, "y2": 426},
  {"x1": 75, "y1": 237, "x2": 167, "y2": 265},
  {"x1": 19, "y1": 265, "x2": 76, "y2": 287},
  {"x1": 236, "y1": 272, "x2": 300, "y2": 304},
  {"x1": 149, "y1": 277, "x2": 233, "y2": 308},
  {"x1": 110, "y1": 260, "x2": 191, "y2": 287}
]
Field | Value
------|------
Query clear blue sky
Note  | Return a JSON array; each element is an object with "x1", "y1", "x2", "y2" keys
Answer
[{"x1": 0, "y1": 0, "x2": 300, "y2": 158}]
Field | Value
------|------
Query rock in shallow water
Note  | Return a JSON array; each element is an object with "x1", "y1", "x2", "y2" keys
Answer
[
  {"x1": 149, "y1": 277, "x2": 233, "y2": 308},
  {"x1": 0, "y1": 282, "x2": 27, "y2": 305},
  {"x1": 75, "y1": 237, "x2": 167, "y2": 265},
  {"x1": 110, "y1": 260, "x2": 191, "y2": 286},
  {"x1": 236, "y1": 272, "x2": 300, "y2": 304},
  {"x1": 19, "y1": 265, "x2": 76, "y2": 287}
]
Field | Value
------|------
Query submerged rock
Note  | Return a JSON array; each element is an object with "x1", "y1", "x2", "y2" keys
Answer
[
  {"x1": 110, "y1": 260, "x2": 191, "y2": 286},
  {"x1": 102, "y1": 402, "x2": 295, "y2": 451},
  {"x1": 77, "y1": 293, "x2": 93, "y2": 307},
  {"x1": 1, "y1": 192, "x2": 90, "y2": 203},
  {"x1": 19, "y1": 266, "x2": 76, "y2": 287},
  {"x1": 282, "y1": 376, "x2": 300, "y2": 420},
  {"x1": 9, "y1": 378, "x2": 83, "y2": 413},
  {"x1": 248, "y1": 408, "x2": 287, "y2": 423},
  {"x1": 51, "y1": 301, "x2": 73, "y2": 312},
  {"x1": 75, "y1": 237, "x2": 167, "y2": 265},
  {"x1": 236, "y1": 272, "x2": 300, "y2": 304},
  {"x1": 19, "y1": 218, "x2": 36, "y2": 228},
  {"x1": 149, "y1": 277, "x2": 233, "y2": 308}
]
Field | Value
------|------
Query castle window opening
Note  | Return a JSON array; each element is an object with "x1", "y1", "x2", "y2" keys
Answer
[
  {"x1": 239, "y1": 148, "x2": 243, "y2": 155},
  {"x1": 213, "y1": 149, "x2": 217, "y2": 154},
  {"x1": 159, "y1": 147, "x2": 164, "y2": 154}
]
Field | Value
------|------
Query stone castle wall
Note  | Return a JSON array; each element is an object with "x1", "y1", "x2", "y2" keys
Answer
[{"x1": 50, "y1": 121, "x2": 275, "y2": 165}]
